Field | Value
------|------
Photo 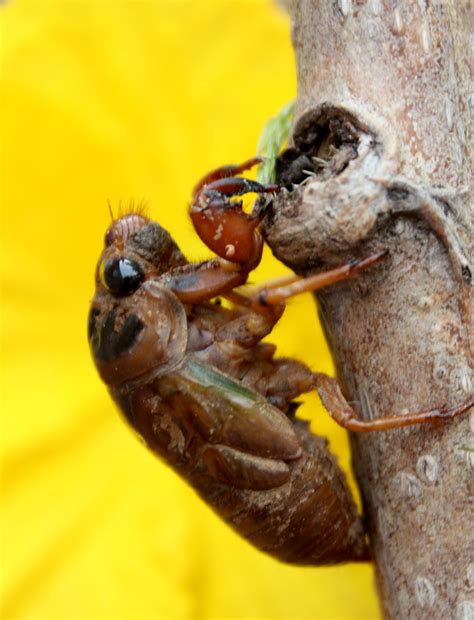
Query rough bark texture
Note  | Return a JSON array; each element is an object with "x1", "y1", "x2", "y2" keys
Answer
[{"x1": 264, "y1": 1, "x2": 473, "y2": 618}]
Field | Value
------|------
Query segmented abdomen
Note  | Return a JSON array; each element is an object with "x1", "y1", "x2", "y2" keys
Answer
[{"x1": 112, "y1": 371, "x2": 368, "y2": 565}]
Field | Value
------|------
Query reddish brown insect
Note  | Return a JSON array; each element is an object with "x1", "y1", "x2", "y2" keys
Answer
[{"x1": 89, "y1": 157, "x2": 473, "y2": 564}]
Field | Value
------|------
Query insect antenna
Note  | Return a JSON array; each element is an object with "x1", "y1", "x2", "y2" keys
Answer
[{"x1": 107, "y1": 199, "x2": 115, "y2": 223}]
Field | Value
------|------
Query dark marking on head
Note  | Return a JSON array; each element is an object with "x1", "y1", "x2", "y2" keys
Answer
[
  {"x1": 88, "y1": 307, "x2": 100, "y2": 341},
  {"x1": 101, "y1": 309, "x2": 118, "y2": 360},
  {"x1": 119, "y1": 314, "x2": 145, "y2": 356},
  {"x1": 90, "y1": 310, "x2": 145, "y2": 361}
]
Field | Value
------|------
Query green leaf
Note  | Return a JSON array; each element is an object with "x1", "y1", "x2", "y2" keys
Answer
[{"x1": 256, "y1": 100, "x2": 294, "y2": 184}]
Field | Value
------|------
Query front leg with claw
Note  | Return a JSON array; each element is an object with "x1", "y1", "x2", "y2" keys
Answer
[{"x1": 190, "y1": 157, "x2": 280, "y2": 268}]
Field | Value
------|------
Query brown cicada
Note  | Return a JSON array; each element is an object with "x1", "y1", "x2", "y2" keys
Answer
[{"x1": 89, "y1": 157, "x2": 473, "y2": 564}]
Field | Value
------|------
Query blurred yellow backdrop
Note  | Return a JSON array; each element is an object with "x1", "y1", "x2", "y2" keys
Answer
[{"x1": 1, "y1": 1, "x2": 380, "y2": 618}]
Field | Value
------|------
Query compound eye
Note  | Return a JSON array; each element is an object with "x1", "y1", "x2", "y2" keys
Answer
[{"x1": 101, "y1": 257, "x2": 144, "y2": 296}]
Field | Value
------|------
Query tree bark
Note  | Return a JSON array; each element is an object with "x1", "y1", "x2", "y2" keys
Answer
[{"x1": 264, "y1": 1, "x2": 473, "y2": 618}]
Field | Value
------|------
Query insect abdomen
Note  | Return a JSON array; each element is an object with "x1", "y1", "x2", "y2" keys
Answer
[
  {"x1": 112, "y1": 376, "x2": 368, "y2": 565},
  {"x1": 199, "y1": 422, "x2": 368, "y2": 565}
]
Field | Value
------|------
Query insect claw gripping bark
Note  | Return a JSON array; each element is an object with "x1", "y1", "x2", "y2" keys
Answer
[{"x1": 89, "y1": 159, "x2": 473, "y2": 565}]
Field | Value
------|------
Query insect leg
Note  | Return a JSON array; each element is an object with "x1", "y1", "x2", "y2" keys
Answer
[
  {"x1": 314, "y1": 373, "x2": 474, "y2": 432},
  {"x1": 164, "y1": 260, "x2": 250, "y2": 305},
  {"x1": 196, "y1": 177, "x2": 280, "y2": 202},
  {"x1": 192, "y1": 157, "x2": 263, "y2": 198},
  {"x1": 215, "y1": 301, "x2": 284, "y2": 348},
  {"x1": 250, "y1": 250, "x2": 387, "y2": 310},
  {"x1": 190, "y1": 177, "x2": 280, "y2": 267},
  {"x1": 164, "y1": 257, "x2": 294, "y2": 308}
]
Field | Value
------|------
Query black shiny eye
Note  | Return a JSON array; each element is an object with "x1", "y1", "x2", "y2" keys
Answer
[{"x1": 102, "y1": 258, "x2": 144, "y2": 296}]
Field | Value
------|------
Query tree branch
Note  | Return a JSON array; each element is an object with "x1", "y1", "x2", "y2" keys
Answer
[{"x1": 264, "y1": 1, "x2": 473, "y2": 617}]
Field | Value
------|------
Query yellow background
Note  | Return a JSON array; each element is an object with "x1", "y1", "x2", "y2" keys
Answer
[{"x1": 1, "y1": 1, "x2": 380, "y2": 618}]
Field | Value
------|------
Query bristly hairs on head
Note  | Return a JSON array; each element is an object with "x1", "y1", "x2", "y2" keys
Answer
[
  {"x1": 106, "y1": 199, "x2": 149, "y2": 222},
  {"x1": 122, "y1": 199, "x2": 149, "y2": 219},
  {"x1": 104, "y1": 199, "x2": 150, "y2": 251}
]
